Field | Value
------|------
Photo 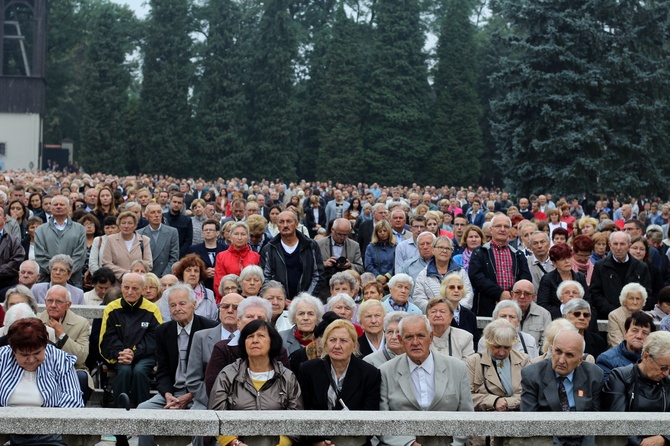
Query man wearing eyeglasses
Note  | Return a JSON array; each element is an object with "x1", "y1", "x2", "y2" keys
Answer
[
  {"x1": 317, "y1": 218, "x2": 364, "y2": 300},
  {"x1": 469, "y1": 214, "x2": 532, "y2": 317},
  {"x1": 511, "y1": 280, "x2": 552, "y2": 349},
  {"x1": 38, "y1": 284, "x2": 93, "y2": 403}
]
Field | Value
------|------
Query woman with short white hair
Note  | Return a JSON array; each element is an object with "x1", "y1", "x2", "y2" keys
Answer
[
  {"x1": 279, "y1": 292, "x2": 324, "y2": 355},
  {"x1": 608, "y1": 282, "x2": 648, "y2": 348},
  {"x1": 478, "y1": 300, "x2": 539, "y2": 359},
  {"x1": 382, "y1": 274, "x2": 422, "y2": 315}
]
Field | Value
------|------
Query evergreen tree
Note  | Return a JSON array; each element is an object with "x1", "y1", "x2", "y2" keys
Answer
[
  {"x1": 138, "y1": 0, "x2": 193, "y2": 176},
  {"x1": 79, "y1": 1, "x2": 137, "y2": 175},
  {"x1": 364, "y1": 0, "x2": 431, "y2": 185},
  {"x1": 192, "y1": 0, "x2": 248, "y2": 178},
  {"x1": 313, "y1": 5, "x2": 367, "y2": 184},
  {"x1": 430, "y1": 0, "x2": 483, "y2": 186},
  {"x1": 244, "y1": 0, "x2": 298, "y2": 180},
  {"x1": 490, "y1": 0, "x2": 670, "y2": 196}
]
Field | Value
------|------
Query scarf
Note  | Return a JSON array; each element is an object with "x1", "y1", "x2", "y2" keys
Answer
[
  {"x1": 229, "y1": 244, "x2": 251, "y2": 272},
  {"x1": 294, "y1": 328, "x2": 314, "y2": 347},
  {"x1": 571, "y1": 257, "x2": 593, "y2": 285},
  {"x1": 462, "y1": 249, "x2": 472, "y2": 270}
]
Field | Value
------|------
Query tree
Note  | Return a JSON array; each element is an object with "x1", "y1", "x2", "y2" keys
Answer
[
  {"x1": 79, "y1": 1, "x2": 138, "y2": 175},
  {"x1": 244, "y1": 0, "x2": 299, "y2": 180},
  {"x1": 489, "y1": 0, "x2": 670, "y2": 196},
  {"x1": 137, "y1": 0, "x2": 193, "y2": 176},
  {"x1": 363, "y1": 0, "x2": 431, "y2": 185},
  {"x1": 430, "y1": 0, "x2": 484, "y2": 186}
]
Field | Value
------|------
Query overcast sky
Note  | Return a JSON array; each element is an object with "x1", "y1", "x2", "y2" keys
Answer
[{"x1": 111, "y1": 0, "x2": 149, "y2": 18}]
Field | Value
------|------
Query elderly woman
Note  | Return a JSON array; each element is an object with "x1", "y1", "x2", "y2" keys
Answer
[
  {"x1": 4, "y1": 285, "x2": 38, "y2": 314},
  {"x1": 261, "y1": 280, "x2": 292, "y2": 331},
  {"x1": 159, "y1": 254, "x2": 218, "y2": 322},
  {"x1": 467, "y1": 318, "x2": 530, "y2": 412},
  {"x1": 327, "y1": 293, "x2": 357, "y2": 322},
  {"x1": 381, "y1": 274, "x2": 422, "y2": 314},
  {"x1": 130, "y1": 259, "x2": 151, "y2": 275},
  {"x1": 608, "y1": 283, "x2": 647, "y2": 348},
  {"x1": 478, "y1": 300, "x2": 539, "y2": 359},
  {"x1": 357, "y1": 299, "x2": 386, "y2": 357},
  {"x1": 562, "y1": 298, "x2": 607, "y2": 358},
  {"x1": 0, "y1": 319, "x2": 83, "y2": 445},
  {"x1": 142, "y1": 273, "x2": 161, "y2": 303},
  {"x1": 413, "y1": 236, "x2": 473, "y2": 312},
  {"x1": 219, "y1": 273, "x2": 240, "y2": 298},
  {"x1": 0, "y1": 302, "x2": 57, "y2": 343},
  {"x1": 190, "y1": 198, "x2": 208, "y2": 245},
  {"x1": 427, "y1": 297, "x2": 473, "y2": 361},
  {"x1": 31, "y1": 254, "x2": 85, "y2": 305},
  {"x1": 298, "y1": 319, "x2": 381, "y2": 445},
  {"x1": 239, "y1": 265, "x2": 264, "y2": 298},
  {"x1": 537, "y1": 243, "x2": 590, "y2": 320},
  {"x1": 280, "y1": 292, "x2": 324, "y2": 355},
  {"x1": 604, "y1": 331, "x2": 670, "y2": 446},
  {"x1": 530, "y1": 318, "x2": 595, "y2": 364},
  {"x1": 362, "y1": 281, "x2": 384, "y2": 301},
  {"x1": 365, "y1": 220, "x2": 397, "y2": 287},
  {"x1": 214, "y1": 222, "x2": 260, "y2": 301},
  {"x1": 363, "y1": 311, "x2": 408, "y2": 368},
  {"x1": 209, "y1": 320, "x2": 302, "y2": 446},
  {"x1": 102, "y1": 211, "x2": 153, "y2": 280},
  {"x1": 439, "y1": 273, "x2": 478, "y2": 343},
  {"x1": 578, "y1": 217, "x2": 598, "y2": 237}
]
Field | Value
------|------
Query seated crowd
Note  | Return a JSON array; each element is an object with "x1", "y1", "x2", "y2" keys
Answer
[{"x1": 1, "y1": 171, "x2": 670, "y2": 446}]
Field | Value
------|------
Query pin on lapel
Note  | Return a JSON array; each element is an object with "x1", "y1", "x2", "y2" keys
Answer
[{"x1": 577, "y1": 390, "x2": 584, "y2": 397}]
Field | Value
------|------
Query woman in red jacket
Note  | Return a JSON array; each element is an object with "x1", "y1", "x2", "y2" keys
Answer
[{"x1": 214, "y1": 222, "x2": 260, "y2": 301}]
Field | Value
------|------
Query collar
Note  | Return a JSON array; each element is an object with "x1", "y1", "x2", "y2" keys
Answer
[
  {"x1": 555, "y1": 370, "x2": 575, "y2": 384},
  {"x1": 408, "y1": 351, "x2": 435, "y2": 374},
  {"x1": 612, "y1": 254, "x2": 630, "y2": 263},
  {"x1": 491, "y1": 240, "x2": 508, "y2": 250},
  {"x1": 177, "y1": 318, "x2": 194, "y2": 336},
  {"x1": 150, "y1": 224, "x2": 162, "y2": 232}
]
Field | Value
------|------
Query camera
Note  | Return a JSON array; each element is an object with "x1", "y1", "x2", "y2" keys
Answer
[{"x1": 336, "y1": 256, "x2": 348, "y2": 267}]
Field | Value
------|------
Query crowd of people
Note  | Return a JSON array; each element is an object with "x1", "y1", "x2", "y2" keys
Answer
[{"x1": 1, "y1": 169, "x2": 670, "y2": 446}]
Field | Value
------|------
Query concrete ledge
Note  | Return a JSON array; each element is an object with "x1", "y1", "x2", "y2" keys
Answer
[{"x1": 1, "y1": 408, "x2": 669, "y2": 438}]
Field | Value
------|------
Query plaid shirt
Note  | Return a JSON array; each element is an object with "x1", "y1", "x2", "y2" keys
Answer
[{"x1": 491, "y1": 240, "x2": 514, "y2": 291}]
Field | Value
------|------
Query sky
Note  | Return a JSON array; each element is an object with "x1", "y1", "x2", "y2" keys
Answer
[{"x1": 111, "y1": 0, "x2": 149, "y2": 18}]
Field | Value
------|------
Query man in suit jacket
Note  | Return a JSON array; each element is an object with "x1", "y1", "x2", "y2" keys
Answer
[
  {"x1": 521, "y1": 330, "x2": 603, "y2": 446},
  {"x1": 139, "y1": 203, "x2": 180, "y2": 277},
  {"x1": 317, "y1": 218, "x2": 364, "y2": 300},
  {"x1": 38, "y1": 285, "x2": 92, "y2": 402},
  {"x1": 137, "y1": 284, "x2": 218, "y2": 446},
  {"x1": 379, "y1": 315, "x2": 473, "y2": 446}
]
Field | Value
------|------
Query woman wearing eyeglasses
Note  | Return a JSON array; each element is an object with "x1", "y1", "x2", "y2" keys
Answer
[
  {"x1": 604, "y1": 331, "x2": 670, "y2": 445},
  {"x1": 562, "y1": 298, "x2": 607, "y2": 358},
  {"x1": 413, "y1": 236, "x2": 473, "y2": 313}
]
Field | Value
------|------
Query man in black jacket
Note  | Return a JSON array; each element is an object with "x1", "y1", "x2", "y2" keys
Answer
[
  {"x1": 164, "y1": 192, "x2": 193, "y2": 258},
  {"x1": 136, "y1": 283, "x2": 217, "y2": 446},
  {"x1": 468, "y1": 214, "x2": 532, "y2": 317},
  {"x1": 260, "y1": 210, "x2": 324, "y2": 299}
]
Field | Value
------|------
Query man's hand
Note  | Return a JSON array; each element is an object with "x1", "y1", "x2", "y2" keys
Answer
[
  {"x1": 206, "y1": 267, "x2": 215, "y2": 278},
  {"x1": 48, "y1": 318, "x2": 65, "y2": 338},
  {"x1": 500, "y1": 291, "x2": 512, "y2": 301},
  {"x1": 118, "y1": 348, "x2": 134, "y2": 365},
  {"x1": 495, "y1": 398, "x2": 508, "y2": 411},
  {"x1": 324, "y1": 257, "x2": 337, "y2": 268}
]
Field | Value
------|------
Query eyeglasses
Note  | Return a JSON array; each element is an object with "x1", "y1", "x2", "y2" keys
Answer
[
  {"x1": 512, "y1": 290, "x2": 535, "y2": 297},
  {"x1": 492, "y1": 224, "x2": 511, "y2": 229},
  {"x1": 222, "y1": 286, "x2": 238, "y2": 292},
  {"x1": 45, "y1": 299, "x2": 68, "y2": 306},
  {"x1": 447, "y1": 285, "x2": 463, "y2": 290},
  {"x1": 650, "y1": 355, "x2": 670, "y2": 373},
  {"x1": 434, "y1": 246, "x2": 453, "y2": 252},
  {"x1": 220, "y1": 303, "x2": 239, "y2": 310},
  {"x1": 571, "y1": 311, "x2": 591, "y2": 318},
  {"x1": 51, "y1": 268, "x2": 70, "y2": 274}
]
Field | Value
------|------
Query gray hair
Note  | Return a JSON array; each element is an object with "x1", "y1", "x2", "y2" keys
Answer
[
  {"x1": 643, "y1": 331, "x2": 670, "y2": 359},
  {"x1": 167, "y1": 283, "x2": 196, "y2": 302},
  {"x1": 432, "y1": 235, "x2": 453, "y2": 249},
  {"x1": 417, "y1": 231, "x2": 436, "y2": 244},
  {"x1": 609, "y1": 231, "x2": 631, "y2": 244},
  {"x1": 288, "y1": 292, "x2": 324, "y2": 325},
  {"x1": 260, "y1": 280, "x2": 286, "y2": 298},
  {"x1": 541, "y1": 319, "x2": 578, "y2": 353},
  {"x1": 398, "y1": 314, "x2": 432, "y2": 336},
  {"x1": 218, "y1": 274, "x2": 240, "y2": 296},
  {"x1": 483, "y1": 318, "x2": 518, "y2": 349},
  {"x1": 556, "y1": 280, "x2": 585, "y2": 300},
  {"x1": 327, "y1": 293, "x2": 356, "y2": 313},
  {"x1": 4, "y1": 285, "x2": 38, "y2": 313},
  {"x1": 383, "y1": 311, "x2": 408, "y2": 331},
  {"x1": 46, "y1": 284, "x2": 71, "y2": 303},
  {"x1": 239, "y1": 265, "x2": 264, "y2": 282},
  {"x1": 130, "y1": 259, "x2": 151, "y2": 273},
  {"x1": 357, "y1": 299, "x2": 385, "y2": 324},
  {"x1": 371, "y1": 203, "x2": 386, "y2": 213},
  {"x1": 4, "y1": 302, "x2": 37, "y2": 327},
  {"x1": 329, "y1": 272, "x2": 356, "y2": 290},
  {"x1": 562, "y1": 298, "x2": 591, "y2": 316},
  {"x1": 389, "y1": 273, "x2": 413, "y2": 289},
  {"x1": 238, "y1": 296, "x2": 272, "y2": 321},
  {"x1": 49, "y1": 254, "x2": 74, "y2": 273},
  {"x1": 229, "y1": 221, "x2": 250, "y2": 239},
  {"x1": 619, "y1": 282, "x2": 648, "y2": 307},
  {"x1": 492, "y1": 300, "x2": 522, "y2": 321}
]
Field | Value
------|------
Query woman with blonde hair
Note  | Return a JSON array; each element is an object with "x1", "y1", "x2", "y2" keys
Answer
[{"x1": 365, "y1": 220, "x2": 397, "y2": 287}]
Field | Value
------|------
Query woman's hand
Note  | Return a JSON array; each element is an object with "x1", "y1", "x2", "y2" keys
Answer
[
  {"x1": 494, "y1": 398, "x2": 508, "y2": 411},
  {"x1": 639, "y1": 436, "x2": 667, "y2": 446}
]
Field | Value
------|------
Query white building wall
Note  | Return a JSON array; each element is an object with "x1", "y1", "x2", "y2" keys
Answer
[{"x1": 0, "y1": 113, "x2": 41, "y2": 171}]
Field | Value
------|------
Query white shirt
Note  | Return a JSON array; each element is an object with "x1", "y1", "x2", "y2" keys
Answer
[{"x1": 408, "y1": 352, "x2": 435, "y2": 410}]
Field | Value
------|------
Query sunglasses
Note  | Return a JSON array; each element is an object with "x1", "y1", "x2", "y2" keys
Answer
[{"x1": 571, "y1": 311, "x2": 590, "y2": 318}]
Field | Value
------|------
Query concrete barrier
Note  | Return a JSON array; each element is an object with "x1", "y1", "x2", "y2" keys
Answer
[{"x1": 0, "y1": 408, "x2": 666, "y2": 446}]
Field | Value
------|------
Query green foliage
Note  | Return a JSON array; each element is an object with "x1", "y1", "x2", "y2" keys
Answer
[
  {"x1": 430, "y1": 0, "x2": 483, "y2": 186},
  {"x1": 79, "y1": 1, "x2": 138, "y2": 175},
  {"x1": 363, "y1": 0, "x2": 431, "y2": 185},
  {"x1": 137, "y1": 0, "x2": 193, "y2": 176}
]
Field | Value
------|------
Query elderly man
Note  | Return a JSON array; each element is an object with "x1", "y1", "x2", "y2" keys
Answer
[
  {"x1": 379, "y1": 314, "x2": 473, "y2": 446},
  {"x1": 34, "y1": 194, "x2": 86, "y2": 287},
  {"x1": 399, "y1": 231, "x2": 435, "y2": 282},
  {"x1": 527, "y1": 231, "x2": 554, "y2": 291},
  {"x1": 521, "y1": 330, "x2": 603, "y2": 446},
  {"x1": 221, "y1": 198, "x2": 247, "y2": 225},
  {"x1": 186, "y1": 292, "x2": 244, "y2": 411},
  {"x1": 317, "y1": 218, "x2": 363, "y2": 300},
  {"x1": 394, "y1": 216, "x2": 426, "y2": 274},
  {"x1": 18, "y1": 259, "x2": 40, "y2": 289},
  {"x1": 38, "y1": 285, "x2": 92, "y2": 402},
  {"x1": 0, "y1": 206, "x2": 24, "y2": 291},
  {"x1": 590, "y1": 231, "x2": 651, "y2": 317},
  {"x1": 389, "y1": 208, "x2": 411, "y2": 242},
  {"x1": 137, "y1": 284, "x2": 218, "y2": 446},
  {"x1": 325, "y1": 189, "x2": 350, "y2": 223},
  {"x1": 469, "y1": 214, "x2": 532, "y2": 316},
  {"x1": 100, "y1": 273, "x2": 162, "y2": 410},
  {"x1": 511, "y1": 279, "x2": 552, "y2": 349},
  {"x1": 84, "y1": 188, "x2": 98, "y2": 213},
  {"x1": 260, "y1": 210, "x2": 324, "y2": 299},
  {"x1": 139, "y1": 202, "x2": 180, "y2": 277},
  {"x1": 596, "y1": 312, "x2": 655, "y2": 382}
]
